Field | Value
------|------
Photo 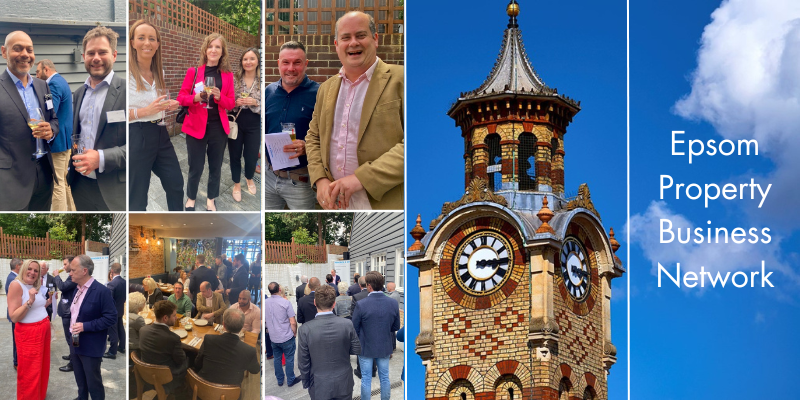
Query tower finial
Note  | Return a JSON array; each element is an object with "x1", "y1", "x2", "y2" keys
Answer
[{"x1": 507, "y1": 0, "x2": 520, "y2": 28}]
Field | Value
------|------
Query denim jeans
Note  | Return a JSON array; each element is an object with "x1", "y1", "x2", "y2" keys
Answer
[
  {"x1": 271, "y1": 336, "x2": 296, "y2": 384},
  {"x1": 265, "y1": 330, "x2": 273, "y2": 358},
  {"x1": 359, "y1": 355, "x2": 390, "y2": 400},
  {"x1": 263, "y1": 166, "x2": 317, "y2": 210}
]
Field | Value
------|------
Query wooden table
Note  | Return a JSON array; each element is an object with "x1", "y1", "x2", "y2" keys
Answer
[{"x1": 157, "y1": 284, "x2": 175, "y2": 295}]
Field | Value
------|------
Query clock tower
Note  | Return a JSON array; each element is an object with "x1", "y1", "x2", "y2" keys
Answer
[{"x1": 408, "y1": 1, "x2": 625, "y2": 399}]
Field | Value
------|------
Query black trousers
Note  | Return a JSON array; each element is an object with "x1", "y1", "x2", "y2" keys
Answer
[
  {"x1": 26, "y1": 157, "x2": 53, "y2": 211},
  {"x1": 72, "y1": 174, "x2": 109, "y2": 211},
  {"x1": 227, "y1": 109, "x2": 261, "y2": 183},
  {"x1": 62, "y1": 317, "x2": 74, "y2": 360},
  {"x1": 107, "y1": 314, "x2": 125, "y2": 355},
  {"x1": 129, "y1": 122, "x2": 185, "y2": 211},
  {"x1": 186, "y1": 120, "x2": 227, "y2": 200},
  {"x1": 71, "y1": 354, "x2": 104, "y2": 400}
]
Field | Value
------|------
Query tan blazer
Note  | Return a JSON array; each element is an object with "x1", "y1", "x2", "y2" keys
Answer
[
  {"x1": 196, "y1": 292, "x2": 227, "y2": 321},
  {"x1": 306, "y1": 59, "x2": 404, "y2": 210}
]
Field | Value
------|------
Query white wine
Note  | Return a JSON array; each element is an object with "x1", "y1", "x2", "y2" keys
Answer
[
  {"x1": 204, "y1": 87, "x2": 213, "y2": 94},
  {"x1": 240, "y1": 92, "x2": 249, "y2": 98},
  {"x1": 28, "y1": 122, "x2": 38, "y2": 130}
]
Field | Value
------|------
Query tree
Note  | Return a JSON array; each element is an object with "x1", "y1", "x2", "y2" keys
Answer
[
  {"x1": 264, "y1": 213, "x2": 353, "y2": 246},
  {"x1": 189, "y1": 0, "x2": 261, "y2": 36}
]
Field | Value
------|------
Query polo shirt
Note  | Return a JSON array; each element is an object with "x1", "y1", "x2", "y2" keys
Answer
[{"x1": 264, "y1": 75, "x2": 319, "y2": 170}]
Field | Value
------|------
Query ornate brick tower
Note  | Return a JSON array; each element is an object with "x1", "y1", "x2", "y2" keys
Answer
[{"x1": 408, "y1": 2, "x2": 625, "y2": 399}]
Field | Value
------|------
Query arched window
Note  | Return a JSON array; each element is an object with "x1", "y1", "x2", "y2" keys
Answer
[
  {"x1": 495, "y1": 374, "x2": 523, "y2": 400},
  {"x1": 485, "y1": 133, "x2": 502, "y2": 191},
  {"x1": 558, "y1": 377, "x2": 572, "y2": 400},
  {"x1": 519, "y1": 132, "x2": 536, "y2": 190},
  {"x1": 583, "y1": 386, "x2": 596, "y2": 400},
  {"x1": 447, "y1": 379, "x2": 475, "y2": 400}
]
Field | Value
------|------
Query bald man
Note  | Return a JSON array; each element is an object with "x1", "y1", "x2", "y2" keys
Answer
[{"x1": 0, "y1": 31, "x2": 59, "y2": 211}]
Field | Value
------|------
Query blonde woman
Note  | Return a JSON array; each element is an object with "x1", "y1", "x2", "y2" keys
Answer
[
  {"x1": 8, "y1": 260, "x2": 51, "y2": 399},
  {"x1": 177, "y1": 33, "x2": 235, "y2": 211},
  {"x1": 128, "y1": 19, "x2": 183, "y2": 211},
  {"x1": 142, "y1": 277, "x2": 164, "y2": 306}
]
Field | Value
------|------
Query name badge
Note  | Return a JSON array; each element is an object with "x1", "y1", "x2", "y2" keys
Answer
[
  {"x1": 62, "y1": 299, "x2": 68, "y2": 304},
  {"x1": 194, "y1": 82, "x2": 205, "y2": 94},
  {"x1": 46, "y1": 100, "x2": 54, "y2": 110},
  {"x1": 106, "y1": 110, "x2": 125, "y2": 123}
]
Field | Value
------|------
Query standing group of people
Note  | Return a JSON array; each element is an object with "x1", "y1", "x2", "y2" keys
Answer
[
  {"x1": 128, "y1": 20, "x2": 262, "y2": 211},
  {"x1": 0, "y1": 27, "x2": 126, "y2": 211},
  {"x1": 5, "y1": 255, "x2": 122, "y2": 400},
  {"x1": 266, "y1": 270, "x2": 401, "y2": 400}
]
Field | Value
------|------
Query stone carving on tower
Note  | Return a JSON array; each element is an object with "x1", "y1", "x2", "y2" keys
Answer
[{"x1": 408, "y1": 2, "x2": 625, "y2": 399}]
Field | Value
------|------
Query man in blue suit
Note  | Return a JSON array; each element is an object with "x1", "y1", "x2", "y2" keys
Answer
[
  {"x1": 5, "y1": 258, "x2": 21, "y2": 369},
  {"x1": 36, "y1": 59, "x2": 74, "y2": 211},
  {"x1": 105, "y1": 262, "x2": 126, "y2": 359},
  {"x1": 54, "y1": 255, "x2": 77, "y2": 372},
  {"x1": 351, "y1": 271, "x2": 400, "y2": 400},
  {"x1": 69, "y1": 254, "x2": 117, "y2": 400}
]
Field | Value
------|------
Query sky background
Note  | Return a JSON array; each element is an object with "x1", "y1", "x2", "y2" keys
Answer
[
  {"x1": 629, "y1": 0, "x2": 800, "y2": 398},
  {"x1": 406, "y1": 0, "x2": 627, "y2": 398}
]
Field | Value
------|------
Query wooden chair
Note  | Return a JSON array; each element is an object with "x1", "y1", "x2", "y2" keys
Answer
[
  {"x1": 186, "y1": 368, "x2": 242, "y2": 400},
  {"x1": 131, "y1": 350, "x2": 175, "y2": 400}
]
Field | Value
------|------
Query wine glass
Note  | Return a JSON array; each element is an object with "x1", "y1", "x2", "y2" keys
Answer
[
  {"x1": 28, "y1": 107, "x2": 47, "y2": 157},
  {"x1": 157, "y1": 88, "x2": 170, "y2": 126},
  {"x1": 203, "y1": 77, "x2": 215, "y2": 109}
]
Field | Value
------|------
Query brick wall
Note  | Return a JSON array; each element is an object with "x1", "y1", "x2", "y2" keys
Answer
[
  {"x1": 264, "y1": 34, "x2": 404, "y2": 84},
  {"x1": 129, "y1": 225, "x2": 165, "y2": 279},
  {"x1": 129, "y1": 14, "x2": 252, "y2": 135}
]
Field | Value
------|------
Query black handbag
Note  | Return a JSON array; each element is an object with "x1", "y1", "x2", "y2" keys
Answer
[{"x1": 175, "y1": 67, "x2": 198, "y2": 123}]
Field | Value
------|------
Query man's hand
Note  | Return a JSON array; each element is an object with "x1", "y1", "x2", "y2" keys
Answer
[
  {"x1": 283, "y1": 140, "x2": 306, "y2": 159},
  {"x1": 328, "y1": 174, "x2": 364, "y2": 210},
  {"x1": 315, "y1": 178, "x2": 334, "y2": 210},
  {"x1": 202, "y1": 313, "x2": 212, "y2": 320},
  {"x1": 71, "y1": 322, "x2": 84, "y2": 333},
  {"x1": 225, "y1": 288, "x2": 231, "y2": 294},
  {"x1": 72, "y1": 149, "x2": 100, "y2": 175},
  {"x1": 32, "y1": 121, "x2": 53, "y2": 141}
]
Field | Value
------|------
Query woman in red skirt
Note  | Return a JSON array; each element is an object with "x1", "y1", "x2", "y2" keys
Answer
[{"x1": 7, "y1": 260, "x2": 52, "y2": 400}]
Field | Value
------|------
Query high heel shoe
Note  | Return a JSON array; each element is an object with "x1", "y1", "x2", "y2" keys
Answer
[{"x1": 185, "y1": 200, "x2": 195, "y2": 211}]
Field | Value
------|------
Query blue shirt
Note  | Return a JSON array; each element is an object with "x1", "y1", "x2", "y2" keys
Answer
[
  {"x1": 79, "y1": 70, "x2": 114, "y2": 176},
  {"x1": 264, "y1": 75, "x2": 319, "y2": 170},
  {"x1": 46, "y1": 73, "x2": 73, "y2": 153},
  {"x1": 8, "y1": 68, "x2": 47, "y2": 157}
]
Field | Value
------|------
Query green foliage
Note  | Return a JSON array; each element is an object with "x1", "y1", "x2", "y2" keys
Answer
[
  {"x1": 176, "y1": 239, "x2": 217, "y2": 270},
  {"x1": 264, "y1": 213, "x2": 354, "y2": 246},
  {"x1": 189, "y1": 0, "x2": 261, "y2": 36},
  {"x1": 0, "y1": 214, "x2": 109, "y2": 243},
  {"x1": 291, "y1": 227, "x2": 318, "y2": 245}
]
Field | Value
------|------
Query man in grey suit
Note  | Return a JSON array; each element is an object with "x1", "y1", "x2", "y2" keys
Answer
[
  {"x1": 298, "y1": 284, "x2": 361, "y2": 400},
  {"x1": 68, "y1": 26, "x2": 126, "y2": 211},
  {"x1": 0, "y1": 31, "x2": 58, "y2": 211}
]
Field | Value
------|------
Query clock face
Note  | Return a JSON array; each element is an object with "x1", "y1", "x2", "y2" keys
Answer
[
  {"x1": 455, "y1": 231, "x2": 512, "y2": 294},
  {"x1": 560, "y1": 236, "x2": 590, "y2": 301}
]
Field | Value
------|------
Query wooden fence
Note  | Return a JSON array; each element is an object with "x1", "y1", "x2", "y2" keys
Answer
[
  {"x1": 0, "y1": 228, "x2": 84, "y2": 260},
  {"x1": 264, "y1": 238, "x2": 328, "y2": 264},
  {"x1": 129, "y1": 0, "x2": 259, "y2": 48}
]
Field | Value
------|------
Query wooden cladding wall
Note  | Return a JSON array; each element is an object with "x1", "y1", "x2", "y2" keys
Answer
[
  {"x1": 0, "y1": 228, "x2": 85, "y2": 260},
  {"x1": 264, "y1": 238, "x2": 328, "y2": 264}
]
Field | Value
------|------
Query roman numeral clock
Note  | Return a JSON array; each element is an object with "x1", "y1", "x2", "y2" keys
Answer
[{"x1": 407, "y1": 2, "x2": 625, "y2": 399}]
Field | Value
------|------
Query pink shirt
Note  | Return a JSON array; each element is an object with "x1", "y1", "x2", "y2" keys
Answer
[
  {"x1": 231, "y1": 302, "x2": 262, "y2": 333},
  {"x1": 329, "y1": 59, "x2": 381, "y2": 210},
  {"x1": 70, "y1": 277, "x2": 95, "y2": 328}
]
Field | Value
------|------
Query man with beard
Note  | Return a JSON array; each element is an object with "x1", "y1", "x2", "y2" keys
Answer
[
  {"x1": 68, "y1": 26, "x2": 126, "y2": 211},
  {"x1": 0, "y1": 31, "x2": 58, "y2": 211},
  {"x1": 264, "y1": 40, "x2": 320, "y2": 209}
]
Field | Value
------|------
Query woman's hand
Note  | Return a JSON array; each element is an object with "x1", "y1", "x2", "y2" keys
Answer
[
  {"x1": 167, "y1": 99, "x2": 180, "y2": 111},
  {"x1": 145, "y1": 95, "x2": 169, "y2": 117},
  {"x1": 28, "y1": 287, "x2": 38, "y2": 300},
  {"x1": 45, "y1": 296, "x2": 52, "y2": 308},
  {"x1": 208, "y1": 86, "x2": 221, "y2": 99}
]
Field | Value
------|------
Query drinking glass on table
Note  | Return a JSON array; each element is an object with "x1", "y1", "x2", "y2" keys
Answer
[
  {"x1": 203, "y1": 77, "x2": 215, "y2": 109},
  {"x1": 157, "y1": 88, "x2": 170, "y2": 126},
  {"x1": 28, "y1": 107, "x2": 47, "y2": 157}
]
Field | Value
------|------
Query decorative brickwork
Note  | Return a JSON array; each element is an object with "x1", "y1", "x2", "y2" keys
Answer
[{"x1": 129, "y1": 225, "x2": 165, "y2": 278}]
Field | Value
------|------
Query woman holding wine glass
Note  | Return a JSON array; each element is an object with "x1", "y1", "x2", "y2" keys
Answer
[
  {"x1": 177, "y1": 33, "x2": 235, "y2": 211},
  {"x1": 7, "y1": 260, "x2": 52, "y2": 400},
  {"x1": 228, "y1": 47, "x2": 261, "y2": 202},
  {"x1": 127, "y1": 20, "x2": 184, "y2": 211}
]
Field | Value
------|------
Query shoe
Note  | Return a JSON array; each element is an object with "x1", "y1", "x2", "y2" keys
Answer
[
  {"x1": 103, "y1": 352, "x2": 116, "y2": 359},
  {"x1": 372, "y1": 370, "x2": 377, "y2": 377},
  {"x1": 185, "y1": 201, "x2": 195, "y2": 211},
  {"x1": 267, "y1": 355, "x2": 274, "y2": 360},
  {"x1": 62, "y1": 355, "x2": 71, "y2": 361},
  {"x1": 247, "y1": 180, "x2": 257, "y2": 195},
  {"x1": 287, "y1": 378, "x2": 300, "y2": 387},
  {"x1": 59, "y1": 363, "x2": 73, "y2": 372},
  {"x1": 354, "y1": 369, "x2": 361, "y2": 379},
  {"x1": 232, "y1": 188, "x2": 242, "y2": 202},
  {"x1": 277, "y1": 381, "x2": 284, "y2": 387},
  {"x1": 206, "y1": 199, "x2": 216, "y2": 212}
]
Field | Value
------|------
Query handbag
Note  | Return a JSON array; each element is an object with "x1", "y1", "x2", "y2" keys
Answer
[
  {"x1": 175, "y1": 67, "x2": 198, "y2": 124},
  {"x1": 228, "y1": 110, "x2": 241, "y2": 140}
]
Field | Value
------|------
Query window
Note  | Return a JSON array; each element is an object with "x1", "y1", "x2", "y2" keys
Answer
[
  {"x1": 354, "y1": 259, "x2": 366, "y2": 277},
  {"x1": 395, "y1": 248, "x2": 404, "y2": 292},
  {"x1": 371, "y1": 254, "x2": 386, "y2": 275},
  {"x1": 223, "y1": 239, "x2": 261, "y2": 264},
  {"x1": 307, "y1": 24, "x2": 317, "y2": 34},
  {"x1": 486, "y1": 133, "x2": 502, "y2": 191},
  {"x1": 279, "y1": 12, "x2": 290, "y2": 22},
  {"x1": 336, "y1": 0, "x2": 346, "y2": 7},
  {"x1": 279, "y1": 0, "x2": 290, "y2": 8},
  {"x1": 307, "y1": 11, "x2": 317, "y2": 21},
  {"x1": 519, "y1": 132, "x2": 536, "y2": 190}
]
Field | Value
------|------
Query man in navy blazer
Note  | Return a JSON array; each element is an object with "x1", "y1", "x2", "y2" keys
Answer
[
  {"x1": 36, "y1": 59, "x2": 74, "y2": 211},
  {"x1": 351, "y1": 271, "x2": 399, "y2": 400},
  {"x1": 69, "y1": 255, "x2": 118, "y2": 400},
  {"x1": 105, "y1": 262, "x2": 126, "y2": 359},
  {"x1": 5, "y1": 258, "x2": 21, "y2": 369},
  {"x1": 54, "y1": 255, "x2": 77, "y2": 372}
]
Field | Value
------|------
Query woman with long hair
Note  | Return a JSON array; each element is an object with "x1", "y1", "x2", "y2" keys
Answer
[
  {"x1": 128, "y1": 19, "x2": 184, "y2": 211},
  {"x1": 7, "y1": 260, "x2": 51, "y2": 399},
  {"x1": 177, "y1": 33, "x2": 235, "y2": 211},
  {"x1": 229, "y1": 47, "x2": 261, "y2": 202}
]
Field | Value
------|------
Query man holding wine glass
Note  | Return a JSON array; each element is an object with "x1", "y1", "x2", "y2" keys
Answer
[{"x1": 0, "y1": 30, "x2": 58, "y2": 211}]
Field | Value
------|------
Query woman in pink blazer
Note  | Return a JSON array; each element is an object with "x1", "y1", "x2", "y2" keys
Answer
[{"x1": 177, "y1": 33, "x2": 235, "y2": 211}]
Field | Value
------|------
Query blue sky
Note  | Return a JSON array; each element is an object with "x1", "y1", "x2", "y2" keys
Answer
[
  {"x1": 406, "y1": 0, "x2": 627, "y2": 398},
  {"x1": 629, "y1": 0, "x2": 800, "y2": 398}
]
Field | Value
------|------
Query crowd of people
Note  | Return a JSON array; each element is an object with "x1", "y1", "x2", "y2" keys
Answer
[
  {"x1": 127, "y1": 252, "x2": 262, "y2": 398},
  {"x1": 5, "y1": 255, "x2": 124, "y2": 399},
  {"x1": 128, "y1": 20, "x2": 262, "y2": 211},
  {"x1": 0, "y1": 27, "x2": 127, "y2": 211},
  {"x1": 266, "y1": 270, "x2": 402, "y2": 400}
]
